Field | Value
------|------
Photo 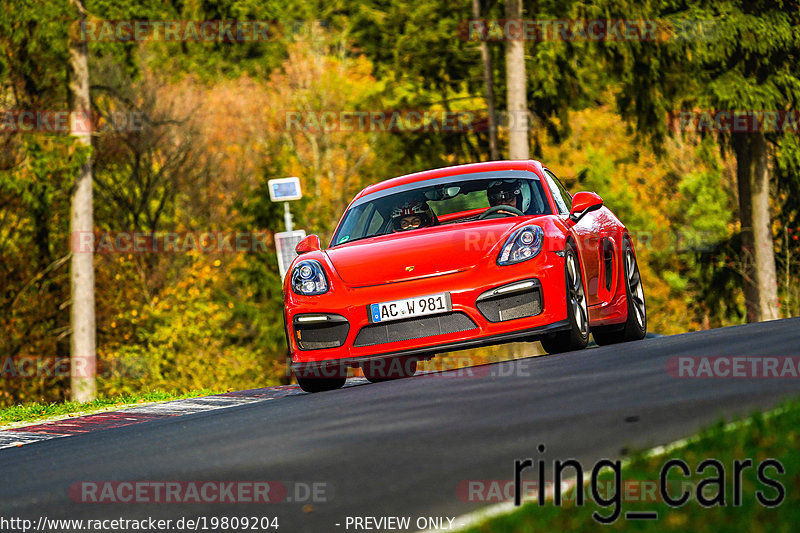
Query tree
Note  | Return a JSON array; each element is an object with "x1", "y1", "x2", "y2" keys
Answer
[
  {"x1": 472, "y1": 0, "x2": 499, "y2": 159},
  {"x1": 595, "y1": 0, "x2": 799, "y2": 322},
  {"x1": 69, "y1": 0, "x2": 96, "y2": 401},
  {"x1": 505, "y1": 0, "x2": 528, "y2": 159}
]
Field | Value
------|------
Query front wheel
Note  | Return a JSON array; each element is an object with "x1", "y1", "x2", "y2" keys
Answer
[
  {"x1": 540, "y1": 244, "x2": 590, "y2": 354},
  {"x1": 296, "y1": 375, "x2": 346, "y2": 393},
  {"x1": 295, "y1": 366, "x2": 347, "y2": 393},
  {"x1": 362, "y1": 357, "x2": 417, "y2": 383},
  {"x1": 592, "y1": 239, "x2": 647, "y2": 345}
]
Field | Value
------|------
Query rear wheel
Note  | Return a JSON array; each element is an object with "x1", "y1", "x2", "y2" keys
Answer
[
  {"x1": 592, "y1": 239, "x2": 647, "y2": 345},
  {"x1": 540, "y1": 244, "x2": 590, "y2": 354},
  {"x1": 362, "y1": 357, "x2": 417, "y2": 383}
]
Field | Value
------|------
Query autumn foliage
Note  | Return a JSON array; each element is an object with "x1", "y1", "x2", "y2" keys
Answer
[{"x1": 1, "y1": 5, "x2": 798, "y2": 406}]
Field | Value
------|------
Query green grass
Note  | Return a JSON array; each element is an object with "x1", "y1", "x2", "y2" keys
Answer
[
  {"x1": 464, "y1": 396, "x2": 800, "y2": 533},
  {"x1": 0, "y1": 389, "x2": 223, "y2": 428}
]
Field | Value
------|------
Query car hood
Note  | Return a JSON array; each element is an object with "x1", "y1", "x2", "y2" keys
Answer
[{"x1": 325, "y1": 220, "x2": 523, "y2": 287}]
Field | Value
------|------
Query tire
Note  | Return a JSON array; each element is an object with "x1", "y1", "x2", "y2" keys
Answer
[
  {"x1": 540, "y1": 243, "x2": 590, "y2": 354},
  {"x1": 592, "y1": 238, "x2": 647, "y2": 345},
  {"x1": 295, "y1": 365, "x2": 346, "y2": 393},
  {"x1": 362, "y1": 357, "x2": 417, "y2": 383}
]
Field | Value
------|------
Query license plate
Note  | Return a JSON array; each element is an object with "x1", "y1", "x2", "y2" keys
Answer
[{"x1": 369, "y1": 293, "x2": 452, "y2": 323}]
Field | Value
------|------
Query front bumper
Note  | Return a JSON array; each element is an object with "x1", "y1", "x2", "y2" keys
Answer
[{"x1": 285, "y1": 251, "x2": 569, "y2": 370}]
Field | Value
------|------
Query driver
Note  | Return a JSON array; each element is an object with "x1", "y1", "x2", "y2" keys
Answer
[
  {"x1": 391, "y1": 198, "x2": 436, "y2": 232},
  {"x1": 487, "y1": 179, "x2": 524, "y2": 212}
]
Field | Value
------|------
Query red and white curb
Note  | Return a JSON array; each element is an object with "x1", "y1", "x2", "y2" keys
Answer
[
  {"x1": 1, "y1": 359, "x2": 542, "y2": 450},
  {"x1": 0, "y1": 382, "x2": 360, "y2": 451},
  {"x1": 0, "y1": 367, "x2": 511, "y2": 450}
]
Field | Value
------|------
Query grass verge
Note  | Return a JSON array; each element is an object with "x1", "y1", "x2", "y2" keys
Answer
[
  {"x1": 463, "y1": 396, "x2": 800, "y2": 532},
  {"x1": 0, "y1": 389, "x2": 223, "y2": 429}
]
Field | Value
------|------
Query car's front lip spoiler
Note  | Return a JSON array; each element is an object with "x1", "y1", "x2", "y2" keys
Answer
[{"x1": 291, "y1": 319, "x2": 571, "y2": 370}]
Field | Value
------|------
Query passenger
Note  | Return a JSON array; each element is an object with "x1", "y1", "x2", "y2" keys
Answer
[{"x1": 390, "y1": 199, "x2": 436, "y2": 232}]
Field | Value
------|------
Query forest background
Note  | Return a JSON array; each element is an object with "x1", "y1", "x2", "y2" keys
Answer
[{"x1": 1, "y1": 0, "x2": 798, "y2": 406}]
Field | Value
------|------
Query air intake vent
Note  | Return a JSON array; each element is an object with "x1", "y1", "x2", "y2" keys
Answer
[
  {"x1": 354, "y1": 312, "x2": 477, "y2": 347},
  {"x1": 476, "y1": 279, "x2": 543, "y2": 322},
  {"x1": 603, "y1": 239, "x2": 615, "y2": 292},
  {"x1": 294, "y1": 314, "x2": 350, "y2": 350}
]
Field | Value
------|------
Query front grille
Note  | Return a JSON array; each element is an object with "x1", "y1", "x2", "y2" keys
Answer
[
  {"x1": 294, "y1": 314, "x2": 350, "y2": 350},
  {"x1": 353, "y1": 312, "x2": 477, "y2": 347},
  {"x1": 476, "y1": 280, "x2": 543, "y2": 322}
]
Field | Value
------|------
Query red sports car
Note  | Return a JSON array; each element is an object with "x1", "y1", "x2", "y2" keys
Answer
[{"x1": 284, "y1": 160, "x2": 646, "y2": 392}]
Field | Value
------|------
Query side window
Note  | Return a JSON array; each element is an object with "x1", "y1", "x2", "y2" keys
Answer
[
  {"x1": 543, "y1": 169, "x2": 572, "y2": 215},
  {"x1": 528, "y1": 179, "x2": 552, "y2": 215}
]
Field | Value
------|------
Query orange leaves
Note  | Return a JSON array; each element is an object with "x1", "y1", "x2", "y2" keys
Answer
[{"x1": 539, "y1": 95, "x2": 732, "y2": 334}]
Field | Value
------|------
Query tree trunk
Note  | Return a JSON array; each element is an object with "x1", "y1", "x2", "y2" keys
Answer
[
  {"x1": 69, "y1": 0, "x2": 96, "y2": 402},
  {"x1": 472, "y1": 0, "x2": 499, "y2": 160},
  {"x1": 733, "y1": 131, "x2": 780, "y2": 322},
  {"x1": 505, "y1": 0, "x2": 528, "y2": 160}
]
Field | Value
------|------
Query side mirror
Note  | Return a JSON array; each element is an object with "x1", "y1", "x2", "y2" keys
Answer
[
  {"x1": 569, "y1": 192, "x2": 603, "y2": 223},
  {"x1": 295, "y1": 234, "x2": 321, "y2": 254}
]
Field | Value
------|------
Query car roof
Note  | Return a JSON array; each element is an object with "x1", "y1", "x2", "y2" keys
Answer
[{"x1": 351, "y1": 160, "x2": 545, "y2": 202}]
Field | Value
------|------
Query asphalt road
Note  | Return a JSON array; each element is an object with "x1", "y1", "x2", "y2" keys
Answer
[{"x1": 2, "y1": 318, "x2": 799, "y2": 532}]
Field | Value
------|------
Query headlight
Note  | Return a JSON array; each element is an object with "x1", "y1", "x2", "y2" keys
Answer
[
  {"x1": 291, "y1": 260, "x2": 329, "y2": 295},
  {"x1": 497, "y1": 225, "x2": 544, "y2": 265}
]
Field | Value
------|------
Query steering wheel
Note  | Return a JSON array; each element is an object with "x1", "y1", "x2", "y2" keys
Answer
[{"x1": 478, "y1": 205, "x2": 524, "y2": 219}]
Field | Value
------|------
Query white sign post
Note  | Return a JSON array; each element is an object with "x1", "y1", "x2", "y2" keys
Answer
[
  {"x1": 268, "y1": 177, "x2": 304, "y2": 279},
  {"x1": 275, "y1": 230, "x2": 307, "y2": 279}
]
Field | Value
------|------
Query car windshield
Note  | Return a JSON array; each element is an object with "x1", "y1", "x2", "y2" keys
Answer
[{"x1": 330, "y1": 170, "x2": 551, "y2": 246}]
